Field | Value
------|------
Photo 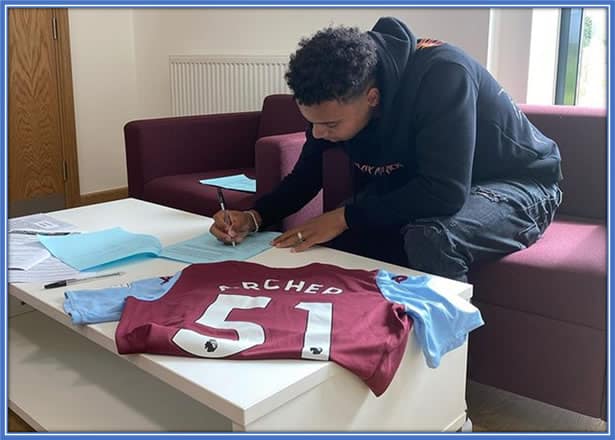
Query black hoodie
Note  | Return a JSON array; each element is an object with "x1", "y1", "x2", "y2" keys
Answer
[{"x1": 253, "y1": 17, "x2": 562, "y2": 230}]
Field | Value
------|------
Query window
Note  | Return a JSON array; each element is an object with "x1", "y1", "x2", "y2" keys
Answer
[
  {"x1": 576, "y1": 8, "x2": 607, "y2": 107},
  {"x1": 555, "y1": 8, "x2": 607, "y2": 107},
  {"x1": 527, "y1": 7, "x2": 607, "y2": 107}
]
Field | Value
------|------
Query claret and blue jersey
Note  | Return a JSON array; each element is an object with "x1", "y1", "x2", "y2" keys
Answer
[{"x1": 64, "y1": 261, "x2": 483, "y2": 396}]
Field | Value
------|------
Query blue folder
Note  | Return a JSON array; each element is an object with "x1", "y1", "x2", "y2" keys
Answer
[
  {"x1": 39, "y1": 227, "x2": 278, "y2": 271},
  {"x1": 39, "y1": 227, "x2": 162, "y2": 271}
]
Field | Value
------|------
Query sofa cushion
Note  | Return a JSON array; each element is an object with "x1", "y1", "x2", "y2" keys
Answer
[
  {"x1": 468, "y1": 217, "x2": 606, "y2": 330},
  {"x1": 143, "y1": 168, "x2": 256, "y2": 217}
]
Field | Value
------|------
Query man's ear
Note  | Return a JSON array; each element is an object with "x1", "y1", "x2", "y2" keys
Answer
[{"x1": 367, "y1": 87, "x2": 380, "y2": 108}]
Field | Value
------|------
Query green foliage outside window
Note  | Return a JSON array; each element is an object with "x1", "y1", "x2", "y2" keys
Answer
[{"x1": 582, "y1": 15, "x2": 593, "y2": 48}]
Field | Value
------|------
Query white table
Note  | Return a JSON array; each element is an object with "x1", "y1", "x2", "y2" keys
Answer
[{"x1": 8, "y1": 198, "x2": 473, "y2": 432}]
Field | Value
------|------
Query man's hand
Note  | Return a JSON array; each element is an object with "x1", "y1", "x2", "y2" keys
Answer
[
  {"x1": 271, "y1": 208, "x2": 349, "y2": 252},
  {"x1": 209, "y1": 210, "x2": 260, "y2": 245}
]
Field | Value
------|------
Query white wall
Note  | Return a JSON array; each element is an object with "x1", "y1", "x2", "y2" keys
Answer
[
  {"x1": 68, "y1": 8, "x2": 138, "y2": 195},
  {"x1": 487, "y1": 8, "x2": 534, "y2": 103},
  {"x1": 69, "y1": 8, "x2": 494, "y2": 195},
  {"x1": 527, "y1": 9, "x2": 560, "y2": 104},
  {"x1": 132, "y1": 8, "x2": 491, "y2": 119}
]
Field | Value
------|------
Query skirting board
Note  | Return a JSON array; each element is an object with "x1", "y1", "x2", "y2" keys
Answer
[{"x1": 79, "y1": 187, "x2": 128, "y2": 206}]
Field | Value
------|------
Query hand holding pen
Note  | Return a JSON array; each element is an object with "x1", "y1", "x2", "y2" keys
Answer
[
  {"x1": 216, "y1": 188, "x2": 236, "y2": 247},
  {"x1": 209, "y1": 208, "x2": 258, "y2": 245}
]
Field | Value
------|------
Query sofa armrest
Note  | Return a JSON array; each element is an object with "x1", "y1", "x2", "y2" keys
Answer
[
  {"x1": 254, "y1": 131, "x2": 307, "y2": 196},
  {"x1": 254, "y1": 131, "x2": 323, "y2": 230},
  {"x1": 124, "y1": 111, "x2": 261, "y2": 198}
]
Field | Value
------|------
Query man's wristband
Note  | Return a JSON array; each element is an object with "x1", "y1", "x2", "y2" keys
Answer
[{"x1": 246, "y1": 210, "x2": 260, "y2": 233}]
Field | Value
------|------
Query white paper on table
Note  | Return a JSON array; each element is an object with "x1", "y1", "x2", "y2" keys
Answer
[
  {"x1": 8, "y1": 256, "x2": 97, "y2": 284},
  {"x1": 8, "y1": 233, "x2": 51, "y2": 270},
  {"x1": 8, "y1": 213, "x2": 79, "y2": 235}
]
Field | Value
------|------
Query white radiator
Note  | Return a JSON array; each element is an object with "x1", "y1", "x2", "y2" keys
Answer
[{"x1": 169, "y1": 55, "x2": 291, "y2": 116}]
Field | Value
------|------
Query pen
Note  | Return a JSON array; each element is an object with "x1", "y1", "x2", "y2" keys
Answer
[
  {"x1": 216, "y1": 187, "x2": 236, "y2": 247},
  {"x1": 44, "y1": 271, "x2": 125, "y2": 289},
  {"x1": 10, "y1": 230, "x2": 78, "y2": 236}
]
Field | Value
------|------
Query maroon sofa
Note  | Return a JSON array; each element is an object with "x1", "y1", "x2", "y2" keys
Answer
[
  {"x1": 466, "y1": 106, "x2": 607, "y2": 420},
  {"x1": 125, "y1": 96, "x2": 607, "y2": 419},
  {"x1": 124, "y1": 95, "x2": 317, "y2": 231},
  {"x1": 320, "y1": 104, "x2": 607, "y2": 420}
]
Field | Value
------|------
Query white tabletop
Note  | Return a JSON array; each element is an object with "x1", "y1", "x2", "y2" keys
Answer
[{"x1": 8, "y1": 198, "x2": 472, "y2": 426}]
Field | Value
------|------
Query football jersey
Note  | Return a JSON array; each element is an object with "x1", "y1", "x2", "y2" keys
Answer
[{"x1": 116, "y1": 261, "x2": 414, "y2": 396}]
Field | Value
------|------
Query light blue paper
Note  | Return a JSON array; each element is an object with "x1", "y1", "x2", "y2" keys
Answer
[
  {"x1": 39, "y1": 227, "x2": 162, "y2": 271},
  {"x1": 159, "y1": 231, "x2": 279, "y2": 264},
  {"x1": 199, "y1": 174, "x2": 256, "y2": 193}
]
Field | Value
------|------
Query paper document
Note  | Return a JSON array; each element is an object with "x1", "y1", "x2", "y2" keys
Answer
[
  {"x1": 9, "y1": 213, "x2": 78, "y2": 235},
  {"x1": 39, "y1": 227, "x2": 162, "y2": 271},
  {"x1": 159, "y1": 231, "x2": 279, "y2": 264},
  {"x1": 8, "y1": 257, "x2": 95, "y2": 284},
  {"x1": 8, "y1": 233, "x2": 51, "y2": 270},
  {"x1": 200, "y1": 174, "x2": 256, "y2": 193}
]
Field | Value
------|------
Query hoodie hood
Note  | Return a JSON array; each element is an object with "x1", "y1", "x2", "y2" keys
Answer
[{"x1": 368, "y1": 17, "x2": 417, "y2": 118}]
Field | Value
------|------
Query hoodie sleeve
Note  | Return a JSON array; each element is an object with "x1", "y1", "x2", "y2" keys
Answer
[
  {"x1": 252, "y1": 128, "x2": 326, "y2": 228},
  {"x1": 344, "y1": 62, "x2": 479, "y2": 229}
]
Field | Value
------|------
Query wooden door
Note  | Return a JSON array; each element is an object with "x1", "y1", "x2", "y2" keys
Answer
[{"x1": 8, "y1": 8, "x2": 79, "y2": 217}]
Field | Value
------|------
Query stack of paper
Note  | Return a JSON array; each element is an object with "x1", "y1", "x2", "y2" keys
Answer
[
  {"x1": 9, "y1": 213, "x2": 79, "y2": 235},
  {"x1": 8, "y1": 234, "x2": 51, "y2": 270},
  {"x1": 8, "y1": 213, "x2": 85, "y2": 284},
  {"x1": 8, "y1": 257, "x2": 91, "y2": 284}
]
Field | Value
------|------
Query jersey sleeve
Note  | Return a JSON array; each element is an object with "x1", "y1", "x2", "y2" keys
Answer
[
  {"x1": 375, "y1": 270, "x2": 484, "y2": 368},
  {"x1": 63, "y1": 272, "x2": 180, "y2": 324}
]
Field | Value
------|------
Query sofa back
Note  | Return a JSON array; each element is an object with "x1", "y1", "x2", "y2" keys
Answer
[
  {"x1": 519, "y1": 104, "x2": 606, "y2": 221},
  {"x1": 323, "y1": 105, "x2": 607, "y2": 222},
  {"x1": 257, "y1": 94, "x2": 308, "y2": 139}
]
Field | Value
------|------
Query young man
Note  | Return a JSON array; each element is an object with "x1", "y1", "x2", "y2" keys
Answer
[{"x1": 210, "y1": 16, "x2": 562, "y2": 281}]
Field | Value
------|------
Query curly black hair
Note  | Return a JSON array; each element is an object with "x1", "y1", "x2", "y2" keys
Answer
[{"x1": 285, "y1": 25, "x2": 378, "y2": 105}]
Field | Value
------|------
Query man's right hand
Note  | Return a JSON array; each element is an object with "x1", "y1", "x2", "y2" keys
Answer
[{"x1": 209, "y1": 210, "x2": 260, "y2": 245}]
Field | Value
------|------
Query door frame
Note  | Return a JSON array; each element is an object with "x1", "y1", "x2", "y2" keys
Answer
[{"x1": 52, "y1": 8, "x2": 80, "y2": 208}]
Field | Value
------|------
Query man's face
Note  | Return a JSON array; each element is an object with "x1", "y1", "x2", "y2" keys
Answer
[{"x1": 298, "y1": 87, "x2": 380, "y2": 143}]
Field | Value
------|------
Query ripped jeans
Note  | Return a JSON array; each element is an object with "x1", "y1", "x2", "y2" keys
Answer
[{"x1": 327, "y1": 179, "x2": 562, "y2": 282}]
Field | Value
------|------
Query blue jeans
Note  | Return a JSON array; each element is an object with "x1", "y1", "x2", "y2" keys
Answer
[{"x1": 328, "y1": 179, "x2": 562, "y2": 282}]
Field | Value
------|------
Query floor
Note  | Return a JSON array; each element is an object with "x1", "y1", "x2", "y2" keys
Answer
[
  {"x1": 8, "y1": 381, "x2": 607, "y2": 433},
  {"x1": 466, "y1": 381, "x2": 607, "y2": 432},
  {"x1": 8, "y1": 410, "x2": 33, "y2": 432}
]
